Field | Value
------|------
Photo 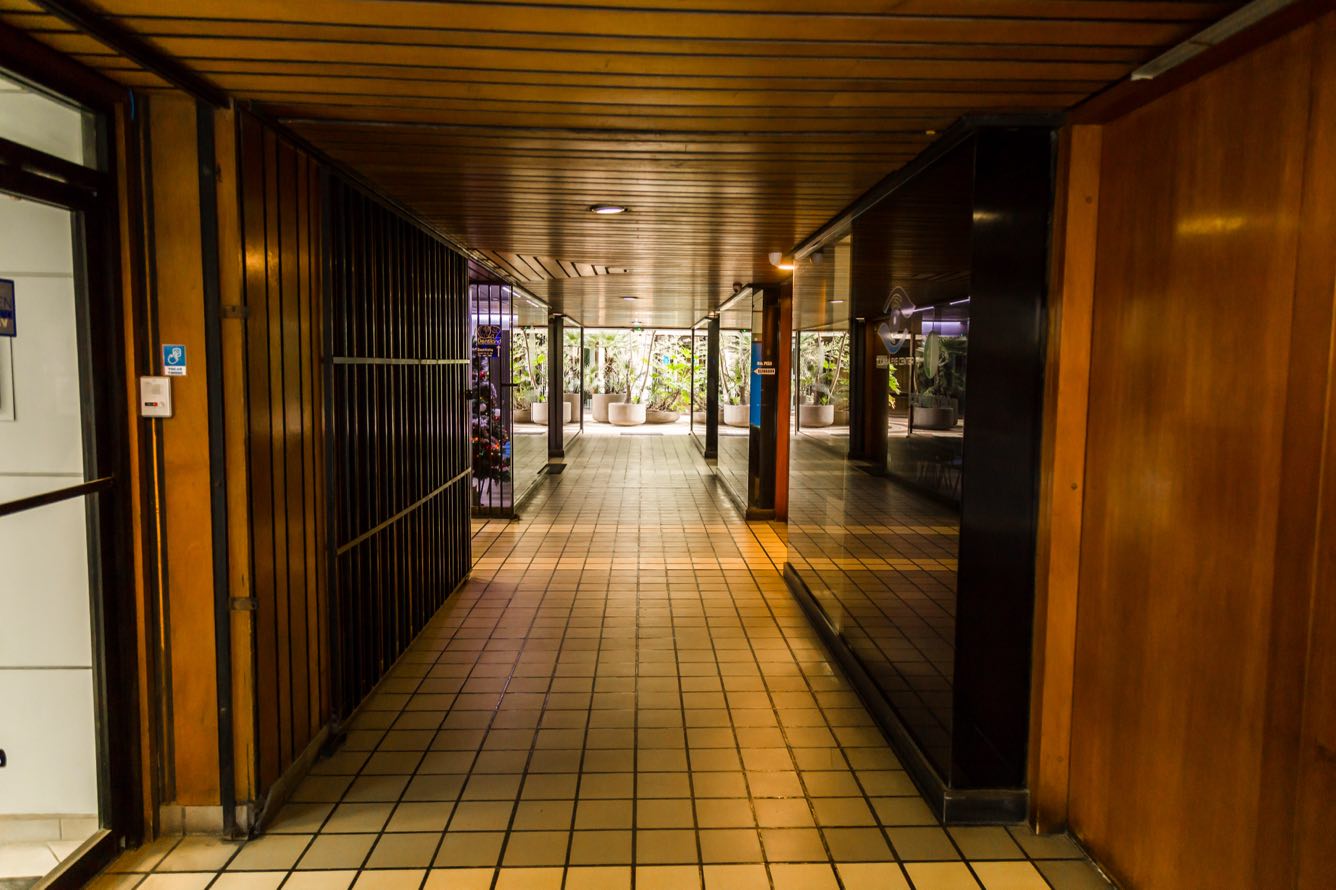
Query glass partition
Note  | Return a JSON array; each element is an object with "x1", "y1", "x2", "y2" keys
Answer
[
  {"x1": 716, "y1": 305, "x2": 752, "y2": 506},
  {"x1": 511, "y1": 305, "x2": 549, "y2": 503},
  {"x1": 689, "y1": 322, "x2": 710, "y2": 445},
  {"x1": 470, "y1": 284, "x2": 514, "y2": 515},
  {"x1": 562, "y1": 320, "x2": 584, "y2": 448}
]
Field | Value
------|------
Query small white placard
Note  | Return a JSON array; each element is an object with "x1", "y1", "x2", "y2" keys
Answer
[{"x1": 139, "y1": 375, "x2": 173, "y2": 418}]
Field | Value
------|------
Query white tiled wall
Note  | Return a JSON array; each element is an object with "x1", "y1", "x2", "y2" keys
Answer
[{"x1": 0, "y1": 192, "x2": 98, "y2": 818}]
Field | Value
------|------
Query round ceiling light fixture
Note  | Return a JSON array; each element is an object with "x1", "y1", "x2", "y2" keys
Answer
[
  {"x1": 589, "y1": 203, "x2": 629, "y2": 215},
  {"x1": 622, "y1": 295, "x2": 639, "y2": 301}
]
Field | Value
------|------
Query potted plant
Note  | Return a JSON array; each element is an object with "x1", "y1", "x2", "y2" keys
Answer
[
  {"x1": 910, "y1": 332, "x2": 965, "y2": 430},
  {"x1": 647, "y1": 333, "x2": 690, "y2": 423},
  {"x1": 513, "y1": 327, "x2": 547, "y2": 424},
  {"x1": 608, "y1": 328, "x2": 661, "y2": 426},
  {"x1": 721, "y1": 332, "x2": 751, "y2": 427},
  {"x1": 562, "y1": 329, "x2": 582, "y2": 424},
  {"x1": 797, "y1": 332, "x2": 847, "y2": 428},
  {"x1": 586, "y1": 330, "x2": 629, "y2": 422}
]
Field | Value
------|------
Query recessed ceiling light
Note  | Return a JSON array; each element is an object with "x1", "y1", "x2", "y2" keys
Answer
[
  {"x1": 589, "y1": 204, "x2": 628, "y2": 214},
  {"x1": 622, "y1": 295, "x2": 639, "y2": 301},
  {"x1": 829, "y1": 299, "x2": 845, "y2": 304},
  {"x1": 925, "y1": 129, "x2": 938, "y2": 136}
]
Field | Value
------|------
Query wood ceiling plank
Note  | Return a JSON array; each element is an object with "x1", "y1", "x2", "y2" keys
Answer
[{"x1": 97, "y1": 1, "x2": 1198, "y2": 46}]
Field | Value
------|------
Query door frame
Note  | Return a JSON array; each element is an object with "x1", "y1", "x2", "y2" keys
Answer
[{"x1": 0, "y1": 26, "x2": 143, "y2": 887}]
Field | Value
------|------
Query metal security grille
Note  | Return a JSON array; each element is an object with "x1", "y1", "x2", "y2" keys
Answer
[{"x1": 324, "y1": 176, "x2": 472, "y2": 719}]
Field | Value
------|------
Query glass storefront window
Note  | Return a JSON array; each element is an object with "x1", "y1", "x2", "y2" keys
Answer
[{"x1": 0, "y1": 71, "x2": 98, "y2": 168}]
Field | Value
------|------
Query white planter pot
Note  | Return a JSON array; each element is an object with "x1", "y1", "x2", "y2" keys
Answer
[
  {"x1": 799, "y1": 404, "x2": 835, "y2": 428},
  {"x1": 723, "y1": 404, "x2": 750, "y2": 427},
  {"x1": 563, "y1": 392, "x2": 582, "y2": 424},
  {"x1": 646, "y1": 410, "x2": 680, "y2": 424},
  {"x1": 531, "y1": 402, "x2": 572, "y2": 425},
  {"x1": 608, "y1": 402, "x2": 647, "y2": 426},
  {"x1": 591, "y1": 392, "x2": 628, "y2": 423}
]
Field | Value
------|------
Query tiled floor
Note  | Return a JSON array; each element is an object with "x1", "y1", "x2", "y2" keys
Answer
[{"x1": 93, "y1": 436, "x2": 1107, "y2": 890}]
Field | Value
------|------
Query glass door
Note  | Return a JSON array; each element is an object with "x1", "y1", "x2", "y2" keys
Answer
[{"x1": 2, "y1": 65, "x2": 140, "y2": 884}]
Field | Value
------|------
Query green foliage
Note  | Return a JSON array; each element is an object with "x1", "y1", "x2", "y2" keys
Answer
[
  {"x1": 797, "y1": 332, "x2": 849, "y2": 406},
  {"x1": 719, "y1": 331, "x2": 751, "y2": 406},
  {"x1": 648, "y1": 334, "x2": 692, "y2": 412},
  {"x1": 911, "y1": 332, "x2": 967, "y2": 410},
  {"x1": 510, "y1": 327, "x2": 547, "y2": 408}
]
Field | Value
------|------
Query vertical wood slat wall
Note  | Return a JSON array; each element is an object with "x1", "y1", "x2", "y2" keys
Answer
[
  {"x1": 235, "y1": 113, "x2": 330, "y2": 794},
  {"x1": 325, "y1": 176, "x2": 472, "y2": 720}
]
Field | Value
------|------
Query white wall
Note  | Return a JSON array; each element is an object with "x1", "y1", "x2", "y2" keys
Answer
[{"x1": 0, "y1": 192, "x2": 99, "y2": 816}]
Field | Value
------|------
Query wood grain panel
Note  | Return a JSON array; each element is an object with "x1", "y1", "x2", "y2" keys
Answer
[
  {"x1": 1068, "y1": 21, "x2": 1328, "y2": 889},
  {"x1": 235, "y1": 113, "x2": 328, "y2": 793},
  {"x1": 146, "y1": 94, "x2": 220, "y2": 805}
]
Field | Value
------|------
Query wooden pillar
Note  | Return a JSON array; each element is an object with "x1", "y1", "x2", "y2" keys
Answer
[
  {"x1": 547, "y1": 313, "x2": 563, "y2": 459},
  {"x1": 705, "y1": 315, "x2": 720, "y2": 459}
]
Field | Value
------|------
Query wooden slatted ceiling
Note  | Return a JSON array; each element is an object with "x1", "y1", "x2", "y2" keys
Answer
[{"x1": 1, "y1": 0, "x2": 1241, "y2": 325}]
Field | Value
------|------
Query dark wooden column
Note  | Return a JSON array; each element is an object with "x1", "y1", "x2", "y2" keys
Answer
[
  {"x1": 705, "y1": 315, "x2": 720, "y2": 459},
  {"x1": 547, "y1": 313, "x2": 563, "y2": 460},
  {"x1": 746, "y1": 283, "x2": 792, "y2": 520}
]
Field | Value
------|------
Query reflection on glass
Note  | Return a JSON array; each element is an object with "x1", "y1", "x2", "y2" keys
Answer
[
  {"x1": 0, "y1": 71, "x2": 97, "y2": 168},
  {"x1": 511, "y1": 322, "x2": 548, "y2": 495},
  {"x1": 470, "y1": 284, "x2": 513, "y2": 514},
  {"x1": 562, "y1": 324, "x2": 583, "y2": 447},
  {"x1": 795, "y1": 329, "x2": 851, "y2": 450},
  {"x1": 716, "y1": 324, "x2": 751, "y2": 505},
  {"x1": 689, "y1": 325, "x2": 709, "y2": 439},
  {"x1": 892, "y1": 304, "x2": 968, "y2": 504}
]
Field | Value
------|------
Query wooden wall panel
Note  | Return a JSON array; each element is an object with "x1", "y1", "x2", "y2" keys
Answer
[
  {"x1": 146, "y1": 94, "x2": 220, "y2": 806},
  {"x1": 326, "y1": 177, "x2": 472, "y2": 719},
  {"x1": 235, "y1": 113, "x2": 328, "y2": 794},
  {"x1": 1066, "y1": 18, "x2": 1334, "y2": 890}
]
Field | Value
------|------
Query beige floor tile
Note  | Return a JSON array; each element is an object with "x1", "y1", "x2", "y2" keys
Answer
[
  {"x1": 227, "y1": 835, "x2": 311, "y2": 872},
  {"x1": 280, "y1": 871, "x2": 357, "y2": 890},
  {"x1": 1006, "y1": 828, "x2": 1084, "y2": 860},
  {"x1": 350, "y1": 869, "x2": 427, "y2": 889},
  {"x1": 972, "y1": 861, "x2": 1052, "y2": 890},
  {"x1": 267, "y1": 803, "x2": 333, "y2": 834},
  {"x1": 812, "y1": 797, "x2": 876, "y2": 827},
  {"x1": 323, "y1": 804, "x2": 394, "y2": 834},
  {"x1": 421, "y1": 868, "x2": 494, "y2": 890},
  {"x1": 875, "y1": 797, "x2": 939, "y2": 826},
  {"x1": 637, "y1": 865, "x2": 703, "y2": 890},
  {"x1": 565, "y1": 865, "x2": 632, "y2": 890},
  {"x1": 449, "y1": 801, "x2": 514, "y2": 831},
  {"x1": 136, "y1": 875, "x2": 213, "y2": 890},
  {"x1": 949, "y1": 828, "x2": 1024, "y2": 861},
  {"x1": 385, "y1": 802, "x2": 454, "y2": 833},
  {"x1": 511, "y1": 800, "x2": 574, "y2": 830},
  {"x1": 838, "y1": 862, "x2": 913, "y2": 890},
  {"x1": 366, "y1": 833, "x2": 440, "y2": 869},
  {"x1": 771, "y1": 862, "x2": 841, "y2": 890},
  {"x1": 569, "y1": 829, "x2": 632, "y2": 865},
  {"x1": 156, "y1": 837, "x2": 241, "y2": 872},
  {"x1": 496, "y1": 865, "x2": 569, "y2": 887},
  {"x1": 433, "y1": 832, "x2": 504, "y2": 868},
  {"x1": 637, "y1": 798, "x2": 695, "y2": 829},
  {"x1": 698, "y1": 829, "x2": 762, "y2": 864},
  {"x1": 209, "y1": 874, "x2": 285, "y2": 890},
  {"x1": 754, "y1": 799, "x2": 815, "y2": 829},
  {"x1": 501, "y1": 831, "x2": 569, "y2": 866},
  {"x1": 636, "y1": 829, "x2": 699, "y2": 864},
  {"x1": 760, "y1": 828, "x2": 827, "y2": 862},
  {"x1": 888, "y1": 827, "x2": 960, "y2": 862},
  {"x1": 823, "y1": 827, "x2": 892, "y2": 861},
  {"x1": 1035, "y1": 859, "x2": 1114, "y2": 890},
  {"x1": 703, "y1": 863, "x2": 769, "y2": 890},
  {"x1": 295, "y1": 834, "x2": 376, "y2": 870},
  {"x1": 574, "y1": 799, "x2": 633, "y2": 830},
  {"x1": 905, "y1": 862, "x2": 982, "y2": 890},
  {"x1": 107, "y1": 837, "x2": 179, "y2": 872}
]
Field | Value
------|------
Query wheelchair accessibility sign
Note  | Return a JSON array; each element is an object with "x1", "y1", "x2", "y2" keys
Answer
[{"x1": 162, "y1": 344, "x2": 188, "y2": 376}]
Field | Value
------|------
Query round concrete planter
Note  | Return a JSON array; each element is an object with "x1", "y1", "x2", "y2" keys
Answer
[
  {"x1": 513, "y1": 407, "x2": 532, "y2": 424},
  {"x1": 608, "y1": 402, "x2": 647, "y2": 426},
  {"x1": 646, "y1": 410, "x2": 680, "y2": 424},
  {"x1": 591, "y1": 392, "x2": 628, "y2": 423},
  {"x1": 723, "y1": 404, "x2": 750, "y2": 427},
  {"x1": 563, "y1": 392, "x2": 582, "y2": 424},
  {"x1": 532, "y1": 401, "x2": 572, "y2": 425},
  {"x1": 911, "y1": 405, "x2": 957, "y2": 430},
  {"x1": 692, "y1": 410, "x2": 708, "y2": 424},
  {"x1": 799, "y1": 404, "x2": 835, "y2": 428}
]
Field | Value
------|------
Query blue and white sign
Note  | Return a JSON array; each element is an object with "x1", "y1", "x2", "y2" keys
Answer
[
  {"x1": 0, "y1": 279, "x2": 15, "y2": 338},
  {"x1": 162, "y1": 343, "x2": 188, "y2": 376}
]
